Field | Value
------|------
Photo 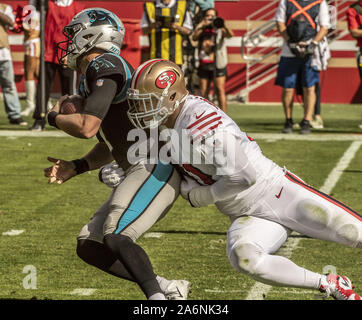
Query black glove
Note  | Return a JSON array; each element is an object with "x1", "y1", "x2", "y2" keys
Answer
[
  {"x1": 305, "y1": 41, "x2": 318, "y2": 56},
  {"x1": 287, "y1": 41, "x2": 306, "y2": 59}
]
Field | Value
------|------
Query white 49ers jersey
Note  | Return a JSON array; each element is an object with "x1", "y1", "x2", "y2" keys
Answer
[{"x1": 171, "y1": 95, "x2": 284, "y2": 216}]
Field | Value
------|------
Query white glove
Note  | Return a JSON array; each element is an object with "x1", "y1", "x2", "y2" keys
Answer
[
  {"x1": 180, "y1": 176, "x2": 200, "y2": 200},
  {"x1": 99, "y1": 162, "x2": 125, "y2": 188}
]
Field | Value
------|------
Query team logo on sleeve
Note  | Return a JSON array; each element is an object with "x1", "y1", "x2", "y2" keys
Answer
[{"x1": 155, "y1": 71, "x2": 176, "y2": 89}]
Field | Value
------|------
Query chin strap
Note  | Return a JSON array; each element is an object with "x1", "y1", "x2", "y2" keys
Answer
[{"x1": 169, "y1": 92, "x2": 189, "y2": 115}]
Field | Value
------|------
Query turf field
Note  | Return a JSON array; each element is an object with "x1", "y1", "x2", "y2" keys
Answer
[{"x1": 0, "y1": 101, "x2": 361, "y2": 300}]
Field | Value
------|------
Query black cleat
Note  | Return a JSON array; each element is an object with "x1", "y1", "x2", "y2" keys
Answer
[
  {"x1": 299, "y1": 119, "x2": 311, "y2": 135},
  {"x1": 282, "y1": 120, "x2": 293, "y2": 134},
  {"x1": 9, "y1": 117, "x2": 28, "y2": 126}
]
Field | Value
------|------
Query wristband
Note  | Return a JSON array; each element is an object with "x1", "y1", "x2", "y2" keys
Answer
[
  {"x1": 72, "y1": 158, "x2": 90, "y2": 175},
  {"x1": 47, "y1": 111, "x2": 59, "y2": 128}
]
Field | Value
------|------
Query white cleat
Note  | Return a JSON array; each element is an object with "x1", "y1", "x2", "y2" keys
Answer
[
  {"x1": 21, "y1": 106, "x2": 35, "y2": 116},
  {"x1": 319, "y1": 274, "x2": 361, "y2": 300},
  {"x1": 164, "y1": 280, "x2": 191, "y2": 300}
]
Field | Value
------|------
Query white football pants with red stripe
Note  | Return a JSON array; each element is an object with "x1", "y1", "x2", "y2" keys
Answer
[{"x1": 226, "y1": 171, "x2": 361, "y2": 289}]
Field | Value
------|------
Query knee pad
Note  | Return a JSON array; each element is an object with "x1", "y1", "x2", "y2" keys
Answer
[
  {"x1": 296, "y1": 199, "x2": 361, "y2": 247},
  {"x1": 230, "y1": 242, "x2": 266, "y2": 276},
  {"x1": 335, "y1": 223, "x2": 361, "y2": 248},
  {"x1": 296, "y1": 199, "x2": 331, "y2": 230}
]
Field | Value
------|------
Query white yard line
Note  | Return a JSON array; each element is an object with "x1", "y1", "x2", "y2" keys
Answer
[
  {"x1": 0, "y1": 130, "x2": 68, "y2": 137},
  {"x1": 144, "y1": 232, "x2": 164, "y2": 238},
  {"x1": 69, "y1": 288, "x2": 97, "y2": 296},
  {"x1": 245, "y1": 141, "x2": 362, "y2": 300},
  {"x1": 2, "y1": 229, "x2": 25, "y2": 236},
  {"x1": 250, "y1": 133, "x2": 362, "y2": 142}
]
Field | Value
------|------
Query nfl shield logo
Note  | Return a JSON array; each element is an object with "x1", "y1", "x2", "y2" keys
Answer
[{"x1": 96, "y1": 79, "x2": 104, "y2": 87}]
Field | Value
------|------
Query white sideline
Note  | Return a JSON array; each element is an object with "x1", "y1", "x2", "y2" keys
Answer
[
  {"x1": 245, "y1": 141, "x2": 362, "y2": 300},
  {"x1": 0, "y1": 130, "x2": 362, "y2": 141},
  {"x1": 0, "y1": 130, "x2": 68, "y2": 137}
]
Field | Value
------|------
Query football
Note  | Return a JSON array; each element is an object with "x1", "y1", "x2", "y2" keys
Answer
[{"x1": 60, "y1": 95, "x2": 85, "y2": 114}]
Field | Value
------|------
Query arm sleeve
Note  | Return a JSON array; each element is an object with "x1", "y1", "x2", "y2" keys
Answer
[
  {"x1": 188, "y1": 133, "x2": 257, "y2": 207},
  {"x1": 82, "y1": 77, "x2": 118, "y2": 120},
  {"x1": 182, "y1": 11, "x2": 194, "y2": 30},
  {"x1": 274, "y1": 0, "x2": 287, "y2": 23},
  {"x1": 318, "y1": 0, "x2": 330, "y2": 29}
]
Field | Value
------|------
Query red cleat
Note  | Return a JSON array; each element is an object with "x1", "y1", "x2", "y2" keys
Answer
[{"x1": 319, "y1": 274, "x2": 361, "y2": 300}]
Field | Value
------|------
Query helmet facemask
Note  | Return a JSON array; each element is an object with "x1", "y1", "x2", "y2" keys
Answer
[{"x1": 57, "y1": 23, "x2": 96, "y2": 70}]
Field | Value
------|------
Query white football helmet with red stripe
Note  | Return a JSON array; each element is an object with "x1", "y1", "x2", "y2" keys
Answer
[{"x1": 127, "y1": 59, "x2": 188, "y2": 129}]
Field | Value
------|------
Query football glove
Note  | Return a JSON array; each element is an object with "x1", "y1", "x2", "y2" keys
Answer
[
  {"x1": 180, "y1": 176, "x2": 200, "y2": 200},
  {"x1": 98, "y1": 162, "x2": 125, "y2": 188}
]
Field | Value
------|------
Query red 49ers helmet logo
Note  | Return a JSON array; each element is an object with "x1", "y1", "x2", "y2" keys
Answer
[{"x1": 155, "y1": 71, "x2": 176, "y2": 89}]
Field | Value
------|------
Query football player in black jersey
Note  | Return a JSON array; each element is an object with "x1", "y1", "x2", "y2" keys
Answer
[{"x1": 43, "y1": 8, "x2": 190, "y2": 300}]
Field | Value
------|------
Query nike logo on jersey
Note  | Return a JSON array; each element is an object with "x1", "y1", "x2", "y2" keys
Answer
[
  {"x1": 195, "y1": 111, "x2": 205, "y2": 119},
  {"x1": 275, "y1": 187, "x2": 284, "y2": 199}
]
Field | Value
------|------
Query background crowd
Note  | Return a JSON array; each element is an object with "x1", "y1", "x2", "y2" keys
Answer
[{"x1": 0, "y1": 0, "x2": 360, "y2": 132}]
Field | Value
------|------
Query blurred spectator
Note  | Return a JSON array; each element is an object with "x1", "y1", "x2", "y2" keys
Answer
[
  {"x1": 295, "y1": 82, "x2": 323, "y2": 129},
  {"x1": 191, "y1": 8, "x2": 233, "y2": 112},
  {"x1": 309, "y1": 82, "x2": 323, "y2": 128},
  {"x1": 0, "y1": 3, "x2": 27, "y2": 126},
  {"x1": 188, "y1": 0, "x2": 214, "y2": 13},
  {"x1": 141, "y1": 0, "x2": 193, "y2": 68},
  {"x1": 188, "y1": 0, "x2": 214, "y2": 25},
  {"x1": 21, "y1": 3, "x2": 40, "y2": 116},
  {"x1": 295, "y1": 35, "x2": 331, "y2": 130},
  {"x1": 346, "y1": 1, "x2": 362, "y2": 108},
  {"x1": 274, "y1": 0, "x2": 330, "y2": 135},
  {"x1": 30, "y1": 0, "x2": 84, "y2": 131}
]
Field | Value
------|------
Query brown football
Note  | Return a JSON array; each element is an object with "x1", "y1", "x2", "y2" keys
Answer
[{"x1": 60, "y1": 95, "x2": 85, "y2": 114}]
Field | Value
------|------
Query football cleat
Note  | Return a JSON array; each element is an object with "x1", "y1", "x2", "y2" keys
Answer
[
  {"x1": 164, "y1": 280, "x2": 191, "y2": 300},
  {"x1": 319, "y1": 274, "x2": 361, "y2": 300}
]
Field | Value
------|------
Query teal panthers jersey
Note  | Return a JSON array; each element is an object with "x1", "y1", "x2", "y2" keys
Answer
[
  {"x1": 79, "y1": 53, "x2": 136, "y2": 170},
  {"x1": 79, "y1": 53, "x2": 132, "y2": 103}
]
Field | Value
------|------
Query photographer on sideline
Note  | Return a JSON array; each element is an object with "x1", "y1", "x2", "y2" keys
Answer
[
  {"x1": 192, "y1": 8, "x2": 233, "y2": 112},
  {"x1": 141, "y1": 0, "x2": 193, "y2": 68}
]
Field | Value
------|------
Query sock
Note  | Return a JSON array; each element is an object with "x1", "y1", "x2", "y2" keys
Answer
[
  {"x1": 104, "y1": 234, "x2": 163, "y2": 299},
  {"x1": 252, "y1": 254, "x2": 323, "y2": 289},
  {"x1": 76, "y1": 239, "x2": 135, "y2": 282}
]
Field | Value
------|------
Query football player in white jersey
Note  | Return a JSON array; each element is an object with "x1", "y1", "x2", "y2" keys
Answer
[{"x1": 124, "y1": 59, "x2": 362, "y2": 300}]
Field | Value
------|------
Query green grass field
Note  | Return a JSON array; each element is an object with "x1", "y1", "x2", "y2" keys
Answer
[{"x1": 0, "y1": 100, "x2": 361, "y2": 300}]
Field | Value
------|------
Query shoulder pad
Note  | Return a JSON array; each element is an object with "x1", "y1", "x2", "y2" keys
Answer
[{"x1": 87, "y1": 53, "x2": 129, "y2": 79}]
